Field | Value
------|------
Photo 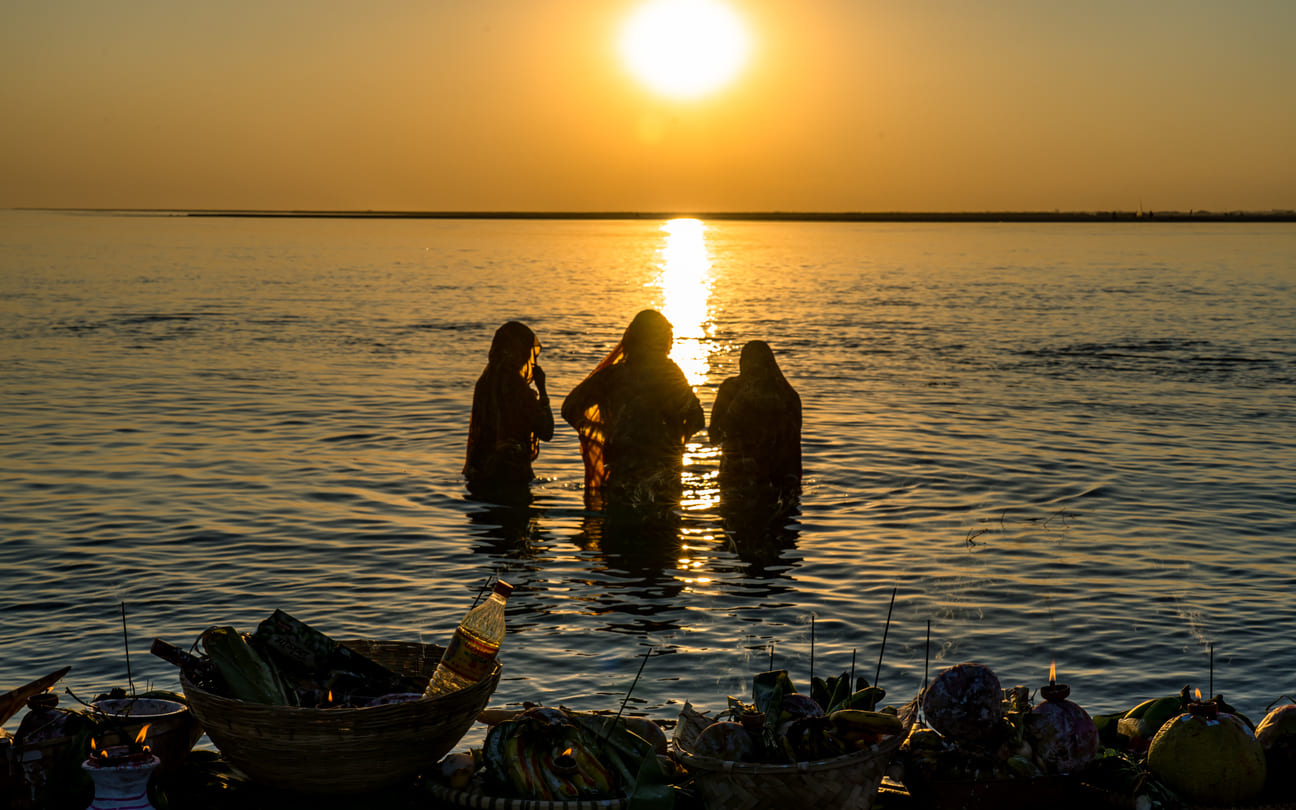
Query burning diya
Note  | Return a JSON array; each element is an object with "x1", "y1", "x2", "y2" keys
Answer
[{"x1": 82, "y1": 725, "x2": 160, "y2": 810}]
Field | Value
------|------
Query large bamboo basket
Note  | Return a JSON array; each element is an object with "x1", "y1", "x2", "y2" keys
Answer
[
  {"x1": 182, "y1": 639, "x2": 500, "y2": 794},
  {"x1": 672, "y1": 702, "x2": 908, "y2": 810}
]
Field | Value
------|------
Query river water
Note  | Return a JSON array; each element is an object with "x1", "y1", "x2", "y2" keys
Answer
[{"x1": 2, "y1": 211, "x2": 1293, "y2": 744}]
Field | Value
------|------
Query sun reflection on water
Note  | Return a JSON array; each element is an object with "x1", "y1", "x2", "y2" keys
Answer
[
  {"x1": 654, "y1": 218, "x2": 721, "y2": 515},
  {"x1": 656, "y1": 218, "x2": 712, "y2": 387}
]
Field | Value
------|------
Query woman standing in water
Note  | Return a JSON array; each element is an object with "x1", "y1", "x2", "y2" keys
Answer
[
  {"x1": 710, "y1": 340, "x2": 802, "y2": 493},
  {"x1": 463, "y1": 321, "x2": 554, "y2": 499},
  {"x1": 562, "y1": 309, "x2": 704, "y2": 509}
]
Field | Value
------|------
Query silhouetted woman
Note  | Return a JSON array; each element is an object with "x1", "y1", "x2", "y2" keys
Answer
[
  {"x1": 464, "y1": 321, "x2": 554, "y2": 498},
  {"x1": 562, "y1": 309, "x2": 704, "y2": 508},
  {"x1": 710, "y1": 340, "x2": 802, "y2": 492}
]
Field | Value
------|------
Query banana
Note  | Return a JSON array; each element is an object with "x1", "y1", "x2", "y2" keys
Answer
[
  {"x1": 503, "y1": 732, "x2": 532, "y2": 796},
  {"x1": 829, "y1": 708, "x2": 904, "y2": 737},
  {"x1": 561, "y1": 730, "x2": 618, "y2": 797},
  {"x1": 536, "y1": 745, "x2": 581, "y2": 800}
]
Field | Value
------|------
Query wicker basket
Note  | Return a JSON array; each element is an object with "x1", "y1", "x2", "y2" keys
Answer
[
  {"x1": 672, "y1": 703, "x2": 907, "y2": 810},
  {"x1": 182, "y1": 639, "x2": 500, "y2": 794}
]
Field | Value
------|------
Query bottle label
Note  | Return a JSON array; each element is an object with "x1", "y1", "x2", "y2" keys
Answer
[{"x1": 439, "y1": 626, "x2": 498, "y2": 684}]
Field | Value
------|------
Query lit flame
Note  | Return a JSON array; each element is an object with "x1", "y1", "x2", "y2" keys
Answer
[
  {"x1": 90, "y1": 738, "x2": 99, "y2": 754},
  {"x1": 1195, "y1": 687, "x2": 1203, "y2": 701},
  {"x1": 134, "y1": 724, "x2": 151, "y2": 745},
  {"x1": 561, "y1": 747, "x2": 573, "y2": 759},
  {"x1": 1048, "y1": 660, "x2": 1056, "y2": 685}
]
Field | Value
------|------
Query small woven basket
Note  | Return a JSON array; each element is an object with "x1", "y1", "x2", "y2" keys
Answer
[
  {"x1": 182, "y1": 639, "x2": 500, "y2": 794},
  {"x1": 672, "y1": 703, "x2": 907, "y2": 810}
]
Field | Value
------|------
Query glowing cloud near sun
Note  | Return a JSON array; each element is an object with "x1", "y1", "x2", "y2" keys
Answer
[{"x1": 619, "y1": 0, "x2": 751, "y2": 100}]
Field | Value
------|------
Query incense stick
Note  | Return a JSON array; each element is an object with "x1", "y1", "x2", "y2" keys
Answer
[
  {"x1": 121, "y1": 602, "x2": 134, "y2": 696},
  {"x1": 873, "y1": 587, "x2": 897, "y2": 691},
  {"x1": 810, "y1": 615, "x2": 815, "y2": 684}
]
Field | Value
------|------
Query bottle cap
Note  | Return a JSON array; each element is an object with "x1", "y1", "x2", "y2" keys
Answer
[{"x1": 492, "y1": 580, "x2": 514, "y2": 597}]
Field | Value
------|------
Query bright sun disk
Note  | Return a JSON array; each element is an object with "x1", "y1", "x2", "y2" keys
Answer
[{"x1": 620, "y1": 0, "x2": 751, "y2": 100}]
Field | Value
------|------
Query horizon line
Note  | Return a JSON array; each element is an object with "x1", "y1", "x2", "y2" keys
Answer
[{"x1": 11, "y1": 207, "x2": 1296, "y2": 223}]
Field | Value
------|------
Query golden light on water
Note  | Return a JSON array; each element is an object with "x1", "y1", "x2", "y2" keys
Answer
[
  {"x1": 656, "y1": 218, "x2": 722, "y2": 513},
  {"x1": 656, "y1": 218, "x2": 712, "y2": 386}
]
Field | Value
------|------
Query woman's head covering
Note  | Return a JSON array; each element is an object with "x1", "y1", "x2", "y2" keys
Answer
[
  {"x1": 487, "y1": 320, "x2": 540, "y2": 383},
  {"x1": 739, "y1": 340, "x2": 782, "y2": 380},
  {"x1": 569, "y1": 310, "x2": 677, "y2": 495},
  {"x1": 465, "y1": 321, "x2": 543, "y2": 477}
]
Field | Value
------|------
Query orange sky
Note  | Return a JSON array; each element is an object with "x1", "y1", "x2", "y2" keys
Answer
[{"x1": 2, "y1": 0, "x2": 1293, "y2": 213}]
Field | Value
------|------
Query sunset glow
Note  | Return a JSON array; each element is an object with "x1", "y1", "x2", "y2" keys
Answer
[{"x1": 0, "y1": 2, "x2": 1291, "y2": 212}]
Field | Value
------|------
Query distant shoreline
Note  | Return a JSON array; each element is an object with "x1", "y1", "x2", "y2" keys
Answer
[{"x1": 13, "y1": 208, "x2": 1296, "y2": 222}]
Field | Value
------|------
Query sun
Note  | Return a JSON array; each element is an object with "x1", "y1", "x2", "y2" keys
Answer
[{"x1": 619, "y1": 0, "x2": 751, "y2": 100}]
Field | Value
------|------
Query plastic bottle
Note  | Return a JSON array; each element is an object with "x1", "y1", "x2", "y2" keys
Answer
[{"x1": 424, "y1": 580, "x2": 513, "y2": 697}]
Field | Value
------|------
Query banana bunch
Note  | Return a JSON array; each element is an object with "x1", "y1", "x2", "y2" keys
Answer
[{"x1": 483, "y1": 706, "x2": 664, "y2": 802}]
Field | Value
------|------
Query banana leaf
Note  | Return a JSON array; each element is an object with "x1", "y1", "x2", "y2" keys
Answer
[
  {"x1": 251, "y1": 610, "x2": 421, "y2": 699},
  {"x1": 200, "y1": 626, "x2": 293, "y2": 705}
]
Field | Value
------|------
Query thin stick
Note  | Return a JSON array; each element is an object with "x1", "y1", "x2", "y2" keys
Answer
[
  {"x1": 924, "y1": 620, "x2": 931, "y2": 688},
  {"x1": 873, "y1": 587, "x2": 898, "y2": 690},
  {"x1": 121, "y1": 602, "x2": 134, "y2": 696},
  {"x1": 1209, "y1": 643, "x2": 1214, "y2": 698},
  {"x1": 601, "y1": 647, "x2": 653, "y2": 750},
  {"x1": 769, "y1": 641, "x2": 774, "y2": 671},
  {"x1": 469, "y1": 575, "x2": 495, "y2": 609},
  {"x1": 850, "y1": 648, "x2": 856, "y2": 691},
  {"x1": 810, "y1": 615, "x2": 815, "y2": 684}
]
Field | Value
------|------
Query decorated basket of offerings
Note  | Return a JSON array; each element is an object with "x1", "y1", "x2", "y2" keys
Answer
[
  {"x1": 671, "y1": 670, "x2": 911, "y2": 810},
  {"x1": 423, "y1": 705, "x2": 677, "y2": 810},
  {"x1": 898, "y1": 663, "x2": 1105, "y2": 810},
  {"x1": 170, "y1": 613, "x2": 502, "y2": 794}
]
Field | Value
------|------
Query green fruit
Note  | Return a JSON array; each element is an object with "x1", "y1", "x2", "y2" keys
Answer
[
  {"x1": 1147, "y1": 711, "x2": 1266, "y2": 805},
  {"x1": 1256, "y1": 703, "x2": 1296, "y2": 797}
]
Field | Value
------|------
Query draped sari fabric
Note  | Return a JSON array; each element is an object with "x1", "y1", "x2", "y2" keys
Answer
[
  {"x1": 562, "y1": 310, "x2": 704, "y2": 508},
  {"x1": 710, "y1": 340, "x2": 802, "y2": 492},
  {"x1": 464, "y1": 321, "x2": 553, "y2": 495}
]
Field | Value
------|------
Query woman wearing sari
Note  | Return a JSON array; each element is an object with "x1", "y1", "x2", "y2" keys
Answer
[
  {"x1": 709, "y1": 340, "x2": 802, "y2": 493},
  {"x1": 562, "y1": 309, "x2": 705, "y2": 509},
  {"x1": 463, "y1": 321, "x2": 554, "y2": 499}
]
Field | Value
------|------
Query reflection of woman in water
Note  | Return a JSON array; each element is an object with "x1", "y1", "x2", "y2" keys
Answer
[
  {"x1": 710, "y1": 340, "x2": 802, "y2": 493},
  {"x1": 562, "y1": 309, "x2": 705, "y2": 508},
  {"x1": 464, "y1": 321, "x2": 554, "y2": 498}
]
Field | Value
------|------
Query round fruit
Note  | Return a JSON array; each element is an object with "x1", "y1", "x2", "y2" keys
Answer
[
  {"x1": 693, "y1": 720, "x2": 755, "y2": 761},
  {"x1": 624, "y1": 716, "x2": 669, "y2": 755},
  {"x1": 1147, "y1": 711, "x2": 1266, "y2": 805},
  {"x1": 922, "y1": 663, "x2": 1002, "y2": 742},
  {"x1": 1256, "y1": 703, "x2": 1296, "y2": 797},
  {"x1": 1026, "y1": 697, "x2": 1099, "y2": 774},
  {"x1": 780, "y1": 693, "x2": 826, "y2": 720}
]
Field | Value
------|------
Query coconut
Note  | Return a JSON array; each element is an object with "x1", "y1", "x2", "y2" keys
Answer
[
  {"x1": 693, "y1": 721, "x2": 755, "y2": 761},
  {"x1": 624, "y1": 716, "x2": 669, "y2": 756},
  {"x1": 921, "y1": 662, "x2": 1002, "y2": 742},
  {"x1": 1256, "y1": 703, "x2": 1296, "y2": 797},
  {"x1": 1025, "y1": 692, "x2": 1100, "y2": 774},
  {"x1": 1146, "y1": 707, "x2": 1266, "y2": 805}
]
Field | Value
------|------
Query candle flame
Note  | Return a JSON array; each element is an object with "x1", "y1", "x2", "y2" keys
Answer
[
  {"x1": 90, "y1": 738, "x2": 98, "y2": 753},
  {"x1": 562, "y1": 747, "x2": 573, "y2": 758},
  {"x1": 1048, "y1": 660, "x2": 1056, "y2": 685},
  {"x1": 1195, "y1": 687, "x2": 1203, "y2": 701},
  {"x1": 134, "y1": 724, "x2": 151, "y2": 745}
]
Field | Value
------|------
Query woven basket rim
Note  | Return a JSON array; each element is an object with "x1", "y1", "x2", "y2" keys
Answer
[
  {"x1": 180, "y1": 637, "x2": 501, "y2": 715},
  {"x1": 424, "y1": 781, "x2": 629, "y2": 810},
  {"x1": 672, "y1": 731, "x2": 903, "y2": 775}
]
